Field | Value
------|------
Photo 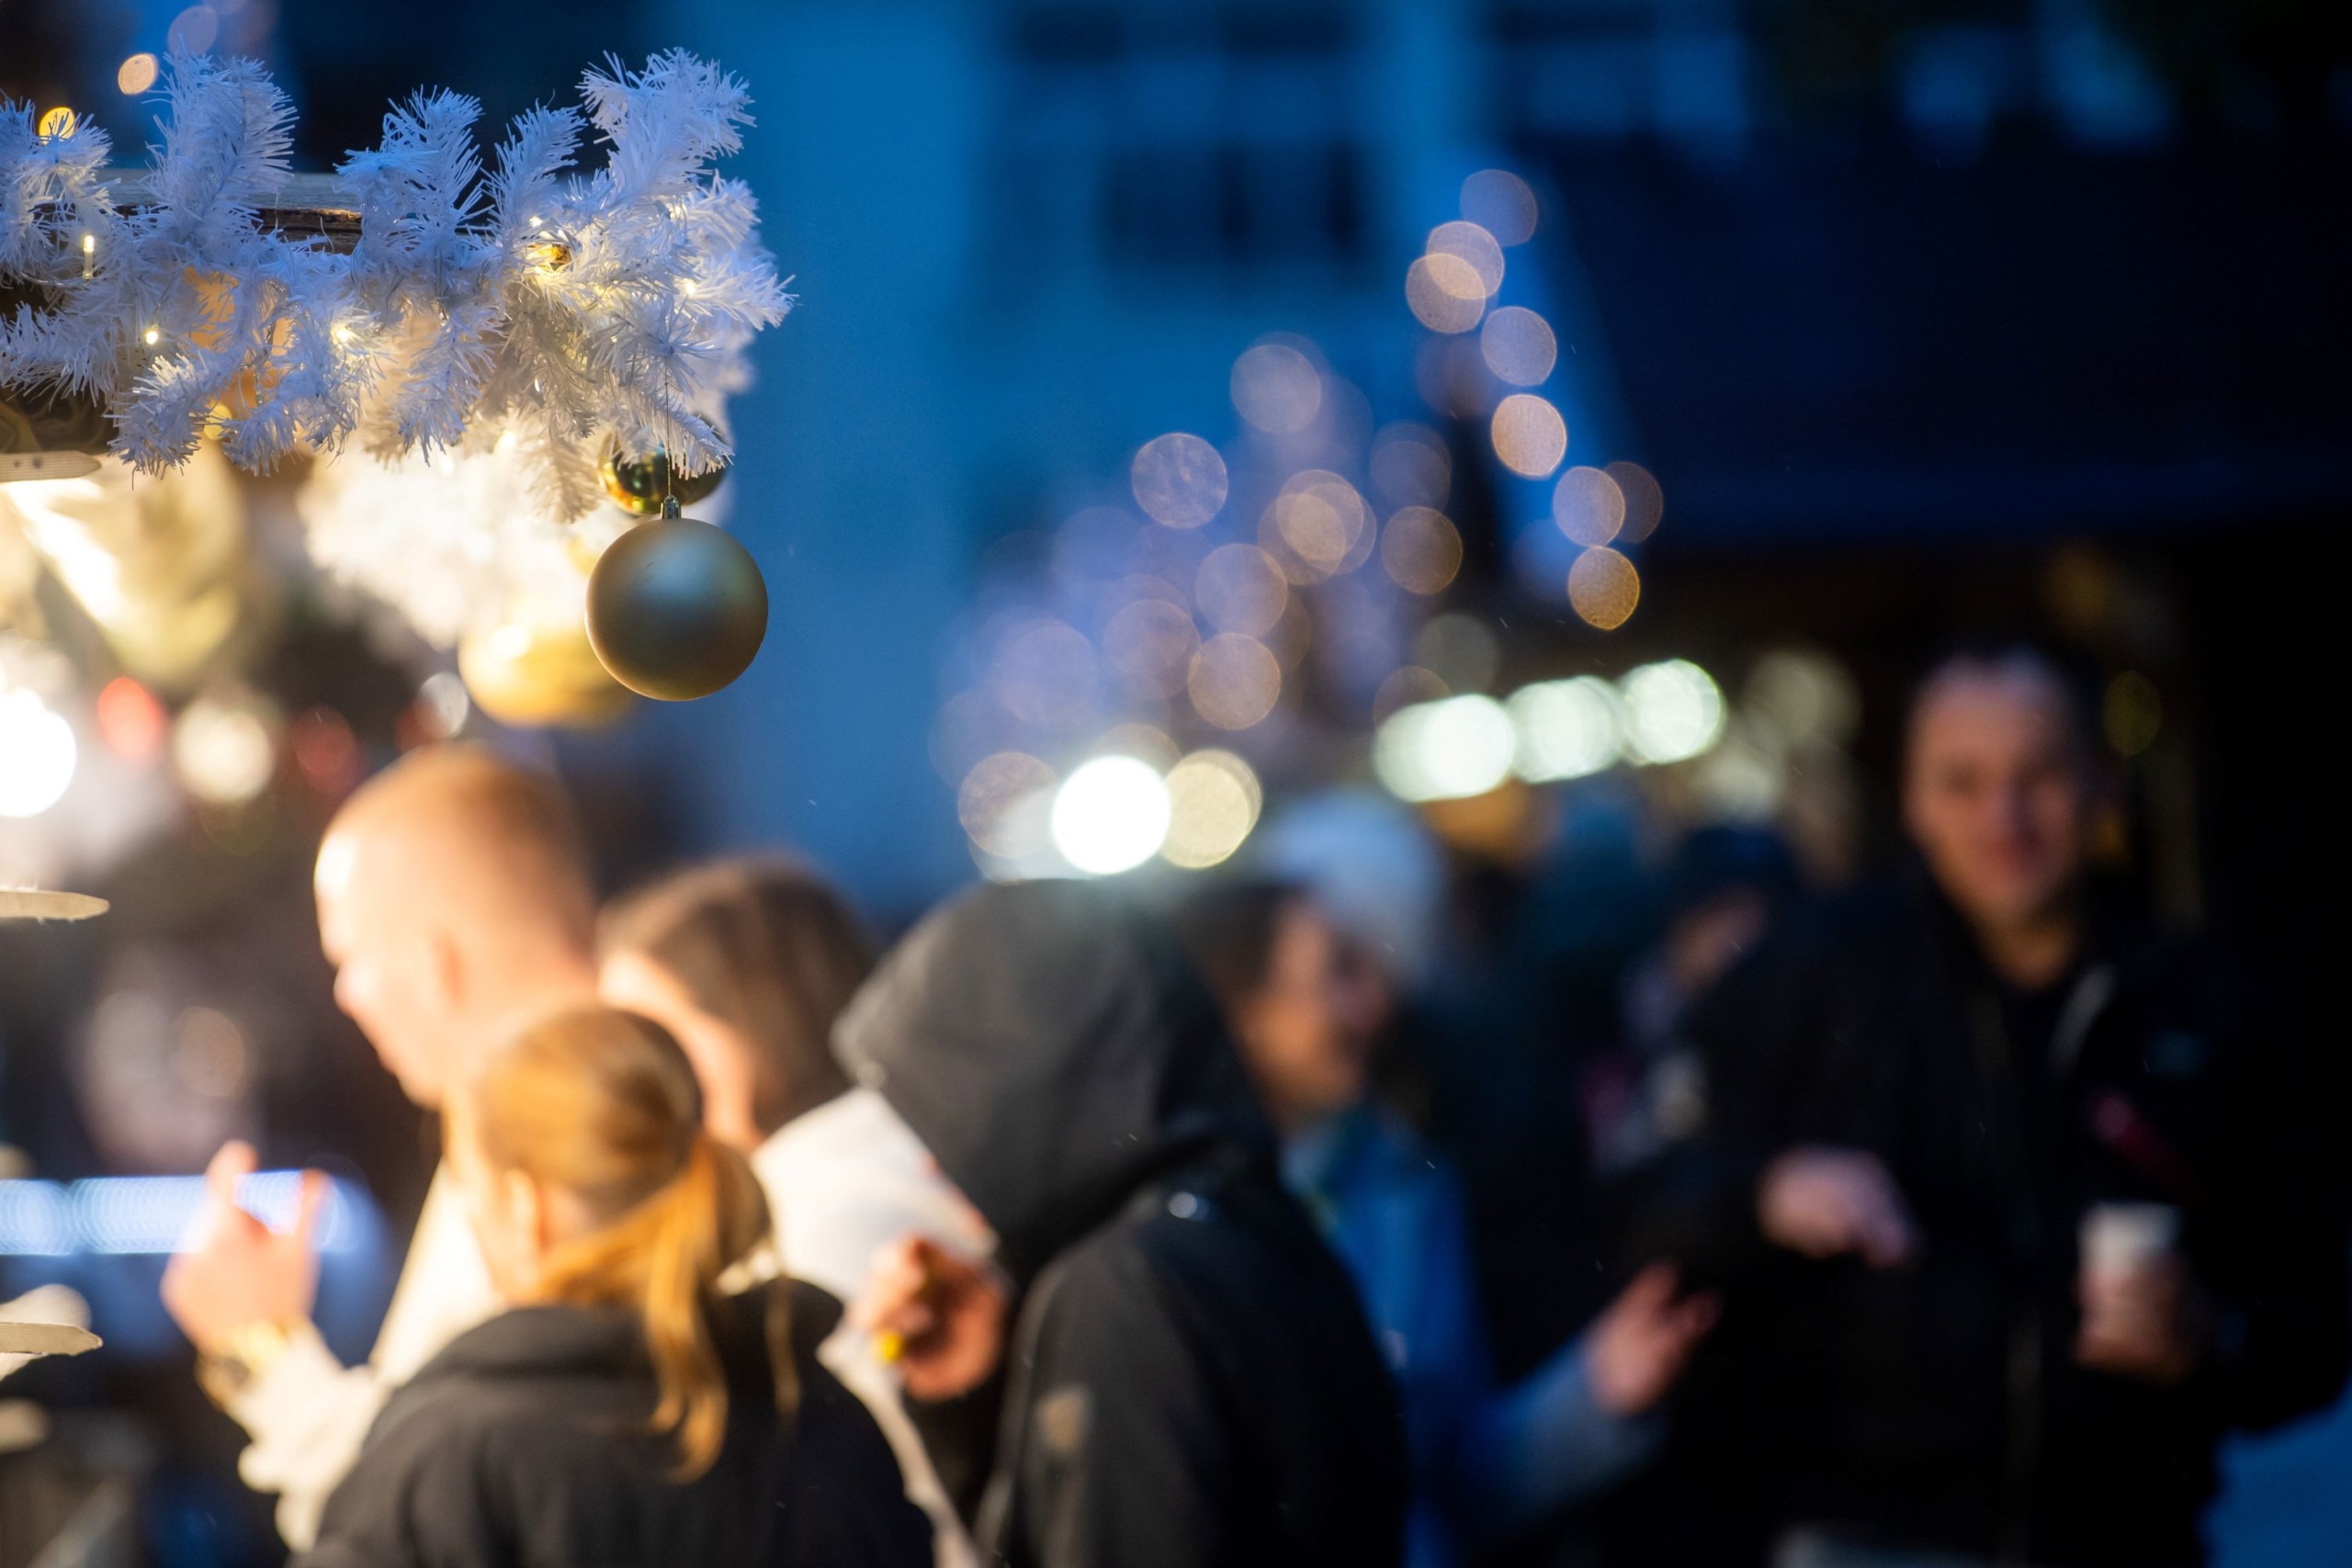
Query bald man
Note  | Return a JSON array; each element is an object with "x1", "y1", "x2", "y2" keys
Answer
[{"x1": 163, "y1": 745, "x2": 600, "y2": 1549}]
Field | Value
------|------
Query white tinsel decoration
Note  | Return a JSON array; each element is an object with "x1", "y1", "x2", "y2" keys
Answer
[{"x1": 0, "y1": 49, "x2": 789, "y2": 521}]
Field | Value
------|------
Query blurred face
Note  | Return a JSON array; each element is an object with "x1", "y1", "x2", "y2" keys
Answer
[
  {"x1": 315, "y1": 829, "x2": 459, "y2": 1107},
  {"x1": 598, "y1": 949, "x2": 764, "y2": 1154},
  {"x1": 1904, "y1": 664, "x2": 2092, "y2": 936},
  {"x1": 1231, "y1": 900, "x2": 1394, "y2": 1130}
]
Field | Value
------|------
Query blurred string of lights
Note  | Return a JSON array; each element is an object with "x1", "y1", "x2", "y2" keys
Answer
[
  {"x1": 936, "y1": 166, "x2": 1688, "y2": 877},
  {"x1": 0, "y1": 1171, "x2": 368, "y2": 1258}
]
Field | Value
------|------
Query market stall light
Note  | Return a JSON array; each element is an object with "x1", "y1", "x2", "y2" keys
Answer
[
  {"x1": 1509, "y1": 676, "x2": 1624, "y2": 782},
  {"x1": 1620, "y1": 660, "x2": 1726, "y2": 764},
  {"x1": 0, "y1": 689, "x2": 77, "y2": 818},
  {"x1": 1049, "y1": 756, "x2": 1170, "y2": 875},
  {"x1": 1374, "y1": 694, "x2": 1516, "y2": 803}
]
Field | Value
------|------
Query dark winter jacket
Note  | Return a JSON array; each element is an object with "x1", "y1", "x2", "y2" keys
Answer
[
  {"x1": 297, "y1": 1280, "x2": 932, "y2": 1568},
  {"x1": 834, "y1": 879, "x2": 1408, "y2": 1568},
  {"x1": 1638, "y1": 871, "x2": 2347, "y2": 1566}
]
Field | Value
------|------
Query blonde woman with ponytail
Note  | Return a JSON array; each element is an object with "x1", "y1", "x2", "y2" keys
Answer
[{"x1": 297, "y1": 1008, "x2": 933, "y2": 1568}]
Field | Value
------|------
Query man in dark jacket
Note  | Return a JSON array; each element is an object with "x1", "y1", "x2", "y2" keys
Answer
[
  {"x1": 836, "y1": 879, "x2": 1408, "y2": 1568},
  {"x1": 1635, "y1": 645, "x2": 2347, "y2": 1566}
]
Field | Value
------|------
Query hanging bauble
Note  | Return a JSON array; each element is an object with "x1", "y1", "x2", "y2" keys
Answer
[
  {"x1": 584, "y1": 497, "x2": 767, "y2": 700},
  {"x1": 459, "y1": 607, "x2": 634, "y2": 728},
  {"x1": 600, "y1": 449, "x2": 729, "y2": 517}
]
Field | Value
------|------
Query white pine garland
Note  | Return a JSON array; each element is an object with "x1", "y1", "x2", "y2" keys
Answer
[{"x1": 0, "y1": 49, "x2": 789, "y2": 521}]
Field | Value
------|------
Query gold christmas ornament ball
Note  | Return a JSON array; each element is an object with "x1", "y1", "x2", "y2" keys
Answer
[
  {"x1": 585, "y1": 507, "x2": 768, "y2": 701},
  {"x1": 458, "y1": 614, "x2": 634, "y2": 728},
  {"x1": 601, "y1": 450, "x2": 729, "y2": 516}
]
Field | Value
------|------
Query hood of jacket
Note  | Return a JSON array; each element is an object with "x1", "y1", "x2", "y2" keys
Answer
[{"x1": 833, "y1": 879, "x2": 1270, "y2": 1282}]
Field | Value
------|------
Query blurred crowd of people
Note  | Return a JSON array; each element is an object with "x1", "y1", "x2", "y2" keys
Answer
[{"x1": 29, "y1": 638, "x2": 2343, "y2": 1567}]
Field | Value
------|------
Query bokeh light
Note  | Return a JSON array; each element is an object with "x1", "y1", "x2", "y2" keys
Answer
[
  {"x1": 1195, "y1": 544, "x2": 1289, "y2": 637},
  {"x1": 1510, "y1": 677, "x2": 1623, "y2": 782},
  {"x1": 1491, "y1": 393, "x2": 1568, "y2": 478},
  {"x1": 1370, "y1": 423, "x2": 1451, "y2": 508},
  {"x1": 1413, "y1": 613, "x2": 1499, "y2": 693},
  {"x1": 1481, "y1": 307, "x2": 1556, "y2": 386},
  {"x1": 958, "y1": 751, "x2": 1057, "y2": 859},
  {"x1": 1607, "y1": 460, "x2": 1665, "y2": 542},
  {"x1": 1380, "y1": 506, "x2": 1463, "y2": 595},
  {"x1": 1374, "y1": 694, "x2": 1516, "y2": 803},
  {"x1": 1050, "y1": 756, "x2": 1171, "y2": 875},
  {"x1": 95, "y1": 677, "x2": 167, "y2": 761},
  {"x1": 1746, "y1": 649, "x2": 1858, "y2": 748},
  {"x1": 1102, "y1": 597, "x2": 1200, "y2": 701},
  {"x1": 1131, "y1": 434, "x2": 1228, "y2": 528},
  {"x1": 1461, "y1": 169, "x2": 1539, "y2": 246},
  {"x1": 1426, "y1": 220, "x2": 1505, "y2": 296},
  {"x1": 1095, "y1": 722, "x2": 1182, "y2": 771},
  {"x1": 1405, "y1": 253, "x2": 1487, "y2": 334},
  {"x1": 117, "y1": 53, "x2": 160, "y2": 95},
  {"x1": 1554, "y1": 466, "x2": 1627, "y2": 546},
  {"x1": 166, "y1": 6, "x2": 220, "y2": 56},
  {"x1": 1230, "y1": 344, "x2": 1324, "y2": 434},
  {"x1": 0, "y1": 689, "x2": 76, "y2": 818},
  {"x1": 992, "y1": 618, "x2": 1099, "y2": 728},
  {"x1": 1620, "y1": 660, "x2": 1726, "y2": 764},
  {"x1": 1160, "y1": 750, "x2": 1262, "y2": 870},
  {"x1": 417, "y1": 671, "x2": 471, "y2": 739},
  {"x1": 1567, "y1": 546, "x2": 1641, "y2": 629},
  {"x1": 1373, "y1": 666, "x2": 1451, "y2": 723},
  {"x1": 1188, "y1": 633, "x2": 1283, "y2": 729},
  {"x1": 1262, "y1": 471, "x2": 1373, "y2": 583},
  {"x1": 173, "y1": 694, "x2": 276, "y2": 806}
]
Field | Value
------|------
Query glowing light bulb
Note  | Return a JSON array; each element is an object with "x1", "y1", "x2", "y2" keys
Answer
[
  {"x1": 0, "y1": 689, "x2": 78, "y2": 818},
  {"x1": 1049, "y1": 756, "x2": 1170, "y2": 875},
  {"x1": 142, "y1": 326, "x2": 160, "y2": 346}
]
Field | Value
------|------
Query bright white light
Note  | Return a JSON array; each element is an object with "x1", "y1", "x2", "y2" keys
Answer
[
  {"x1": 174, "y1": 696, "x2": 276, "y2": 805},
  {"x1": 1050, "y1": 756, "x2": 1171, "y2": 875},
  {"x1": 1619, "y1": 660, "x2": 1726, "y2": 764},
  {"x1": 1374, "y1": 694, "x2": 1516, "y2": 803},
  {"x1": 1509, "y1": 677, "x2": 1623, "y2": 782},
  {"x1": 0, "y1": 689, "x2": 77, "y2": 818}
]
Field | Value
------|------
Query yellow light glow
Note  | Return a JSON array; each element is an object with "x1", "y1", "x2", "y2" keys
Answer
[
  {"x1": 118, "y1": 53, "x2": 161, "y2": 96},
  {"x1": 80, "y1": 232, "x2": 96, "y2": 255},
  {"x1": 1130, "y1": 433, "x2": 1229, "y2": 528},
  {"x1": 1567, "y1": 547, "x2": 1640, "y2": 629},
  {"x1": 1492, "y1": 394, "x2": 1567, "y2": 478},
  {"x1": 1554, "y1": 466, "x2": 1626, "y2": 547},
  {"x1": 1160, "y1": 750, "x2": 1263, "y2": 870},
  {"x1": 1188, "y1": 634, "x2": 1283, "y2": 730},
  {"x1": 1380, "y1": 507, "x2": 1463, "y2": 596},
  {"x1": 37, "y1": 107, "x2": 75, "y2": 140},
  {"x1": 1050, "y1": 756, "x2": 1171, "y2": 876},
  {"x1": 142, "y1": 326, "x2": 160, "y2": 346},
  {"x1": 1405, "y1": 253, "x2": 1486, "y2": 334}
]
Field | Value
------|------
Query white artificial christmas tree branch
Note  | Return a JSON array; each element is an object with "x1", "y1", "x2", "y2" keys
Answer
[{"x1": 0, "y1": 49, "x2": 789, "y2": 520}]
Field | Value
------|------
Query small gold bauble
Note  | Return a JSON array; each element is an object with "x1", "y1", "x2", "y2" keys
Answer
[
  {"x1": 600, "y1": 449, "x2": 728, "y2": 516},
  {"x1": 584, "y1": 499, "x2": 767, "y2": 701},
  {"x1": 458, "y1": 613, "x2": 634, "y2": 728}
]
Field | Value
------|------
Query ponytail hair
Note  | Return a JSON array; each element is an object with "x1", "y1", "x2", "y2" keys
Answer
[{"x1": 463, "y1": 1006, "x2": 796, "y2": 1477}]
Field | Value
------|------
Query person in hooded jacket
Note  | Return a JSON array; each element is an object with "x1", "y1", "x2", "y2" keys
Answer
[{"x1": 841, "y1": 879, "x2": 1408, "y2": 1568}]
